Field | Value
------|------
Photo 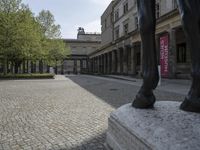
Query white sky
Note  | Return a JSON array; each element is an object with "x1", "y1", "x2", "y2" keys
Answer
[{"x1": 22, "y1": 0, "x2": 112, "y2": 39}]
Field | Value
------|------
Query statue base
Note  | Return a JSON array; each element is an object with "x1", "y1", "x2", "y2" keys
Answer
[{"x1": 105, "y1": 101, "x2": 200, "y2": 150}]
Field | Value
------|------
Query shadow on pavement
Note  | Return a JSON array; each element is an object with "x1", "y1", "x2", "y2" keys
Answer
[
  {"x1": 68, "y1": 133, "x2": 106, "y2": 150},
  {"x1": 62, "y1": 75, "x2": 184, "y2": 150},
  {"x1": 66, "y1": 75, "x2": 137, "y2": 109},
  {"x1": 66, "y1": 75, "x2": 184, "y2": 109}
]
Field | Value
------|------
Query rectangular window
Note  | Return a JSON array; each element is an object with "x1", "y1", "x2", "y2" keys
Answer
[
  {"x1": 177, "y1": 43, "x2": 187, "y2": 63},
  {"x1": 115, "y1": 27, "x2": 119, "y2": 39},
  {"x1": 115, "y1": 10, "x2": 119, "y2": 21},
  {"x1": 123, "y1": 2, "x2": 128, "y2": 14},
  {"x1": 104, "y1": 19, "x2": 107, "y2": 28},
  {"x1": 124, "y1": 23, "x2": 129, "y2": 35}
]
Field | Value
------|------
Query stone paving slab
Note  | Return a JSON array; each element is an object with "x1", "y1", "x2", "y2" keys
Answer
[
  {"x1": 0, "y1": 77, "x2": 114, "y2": 150},
  {"x1": 0, "y1": 75, "x2": 185, "y2": 150}
]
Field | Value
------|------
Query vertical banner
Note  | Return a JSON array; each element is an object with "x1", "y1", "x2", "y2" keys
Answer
[{"x1": 160, "y1": 34, "x2": 169, "y2": 77}]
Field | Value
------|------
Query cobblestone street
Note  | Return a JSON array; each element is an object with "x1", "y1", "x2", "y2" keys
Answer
[{"x1": 0, "y1": 75, "x2": 185, "y2": 150}]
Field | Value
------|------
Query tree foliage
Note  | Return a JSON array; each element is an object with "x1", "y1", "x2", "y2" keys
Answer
[
  {"x1": 36, "y1": 10, "x2": 61, "y2": 39},
  {"x1": 0, "y1": 0, "x2": 70, "y2": 74}
]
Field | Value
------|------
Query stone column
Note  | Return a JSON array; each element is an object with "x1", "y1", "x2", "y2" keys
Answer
[
  {"x1": 92, "y1": 58, "x2": 95, "y2": 73},
  {"x1": 95, "y1": 57, "x2": 98, "y2": 73},
  {"x1": 96, "y1": 57, "x2": 99, "y2": 73},
  {"x1": 93, "y1": 58, "x2": 95, "y2": 73},
  {"x1": 104, "y1": 54, "x2": 107, "y2": 74},
  {"x1": 123, "y1": 47, "x2": 128, "y2": 75},
  {"x1": 131, "y1": 45, "x2": 136, "y2": 75},
  {"x1": 80, "y1": 60, "x2": 83, "y2": 74},
  {"x1": 119, "y1": 48, "x2": 124, "y2": 74},
  {"x1": 169, "y1": 29, "x2": 177, "y2": 78},
  {"x1": 117, "y1": 49, "x2": 121, "y2": 74},
  {"x1": 111, "y1": 50, "x2": 116, "y2": 74},
  {"x1": 99, "y1": 56, "x2": 102, "y2": 74},
  {"x1": 74, "y1": 60, "x2": 77, "y2": 74},
  {"x1": 106, "y1": 53, "x2": 109, "y2": 74},
  {"x1": 100, "y1": 54, "x2": 103, "y2": 74},
  {"x1": 107, "y1": 53, "x2": 110, "y2": 74},
  {"x1": 88, "y1": 59, "x2": 91, "y2": 73},
  {"x1": 94, "y1": 57, "x2": 96, "y2": 73},
  {"x1": 99, "y1": 55, "x2": 101, "y2": 74},
  {"x1": 86, "y1": 58, "x2": 90, "y2": 73},
  {"x1": 109, "y1": 52, "x2": 112, "y2": 74}
]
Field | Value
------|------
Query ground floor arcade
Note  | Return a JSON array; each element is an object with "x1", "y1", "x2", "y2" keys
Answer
[
  {"x1": 0, "y1": 55, "x2": 89, "y2": 75},
  {"x1": 89, "y1": 12, "x2": 192, "y2": 79}
]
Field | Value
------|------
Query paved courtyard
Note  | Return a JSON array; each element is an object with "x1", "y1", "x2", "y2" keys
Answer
[{"x1": 0, "y1": 75, "x2": 186, "y2": 150}]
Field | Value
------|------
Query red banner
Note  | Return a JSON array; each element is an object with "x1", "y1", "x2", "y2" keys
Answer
[{"x1": 160, "y1": 35, "x2": 169, "y2": 77}]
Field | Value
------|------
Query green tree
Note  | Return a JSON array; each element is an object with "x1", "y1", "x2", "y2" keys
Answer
[
  {"x1": 0, "y1": 0, "x2": 43, "y2": 74},
  {"x1": 36, "y1": 10, "x2": 61, "y2": 39},
  {"x1": 37, "y1": 10, "x2": 70, "y2": 67},
  {"x1": 0, "y1": 0, "x2": 70, "y2": 74}
]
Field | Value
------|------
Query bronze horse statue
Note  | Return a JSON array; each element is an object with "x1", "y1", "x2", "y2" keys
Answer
[{"x1": 132, "y1": 0, "x2": 200, "y2": 113}]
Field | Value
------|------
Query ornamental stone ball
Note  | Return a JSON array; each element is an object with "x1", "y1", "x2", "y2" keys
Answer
[{"x1": 132, "y1": 0, "x2": 200, "y2": 113}]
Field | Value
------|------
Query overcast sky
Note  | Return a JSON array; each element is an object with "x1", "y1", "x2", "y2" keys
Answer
[{"x1": 22, "y1": 0, "x2": 112, "y2": 39}]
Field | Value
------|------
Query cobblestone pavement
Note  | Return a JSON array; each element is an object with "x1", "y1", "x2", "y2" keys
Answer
[{"x1": 0, "y1": 75, "x2": 185, "y2": 150}]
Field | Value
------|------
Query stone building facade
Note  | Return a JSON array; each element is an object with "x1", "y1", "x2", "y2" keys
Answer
[
  {"x1": 61, "y1": 28, "x2": 101, "y2": 74},
  {"x1": 89, "y1": 0, "x2": 191, "y2": 79},
  {"x1": 0, "y1": 28, "x2": 101, "y2": 75}
]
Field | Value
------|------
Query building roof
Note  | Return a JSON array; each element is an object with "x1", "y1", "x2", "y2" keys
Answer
[{"x1": 63, "y1": 39, "x2": 101, "y2": 44}]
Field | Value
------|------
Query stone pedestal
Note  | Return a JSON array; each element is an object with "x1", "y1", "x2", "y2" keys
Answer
[{"x1": 106, "y1": 101, "x2": 200, "y2": 150}]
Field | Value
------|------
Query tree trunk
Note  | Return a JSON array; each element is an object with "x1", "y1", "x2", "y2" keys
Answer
[
  {"x1": 61, "y1": 60, "x2": 64, "y2": 75},
  {"x1": 39, "y1": 60, "x2": 43, "y2": 74},
  {"x1": 47, "y1": 65, "x2": 50, "y2": 73},
  {"x1": 14, "y1": 62, "x2": 18, "y2": 74},
  {"x1": 23, "y1": 60, "x2": 26, "y2": 74},
  {"x1": 11, "y1": 61, "x2": 14, "y2": 74},
  {"x1": 26, "y1": 60, "x2": 29, "y2": 73},
  {"x1": 3, "y1": 58, "x2": 7, "y2": 75},
  {"x1": 55, "y1": 60, "x2": 58, "y2": 74}
]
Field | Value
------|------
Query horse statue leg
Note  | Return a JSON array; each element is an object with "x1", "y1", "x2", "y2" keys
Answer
[
  {"x1": 177, "y1": 0, "x2": 200, "y2": 113},
  {"x1": 132, "y1": 0, "x2": 159, "y2": 108}
]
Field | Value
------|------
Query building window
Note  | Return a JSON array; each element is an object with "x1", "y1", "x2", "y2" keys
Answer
[
  {"x1": 124, "y1": 23, "x2": 129, "y2": 35},
  {"x1": 115, "y1": 27, "x2": 119, "y2": 39},
  {"x1": 123, "y1": 1, "x2": 129, "y2": 14},
  {"x1": 156, "y1": 3, "x2": 160, "y2": 18},
  {"x1": 114, "y1": 10, "x2": 119, "y2": 21},
  {"x1": 177, "y1": 43, "x2": 187, "y2": 63},
  {"x1": 104, "y1": 19, "x2": 107, "y2": 28}
]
